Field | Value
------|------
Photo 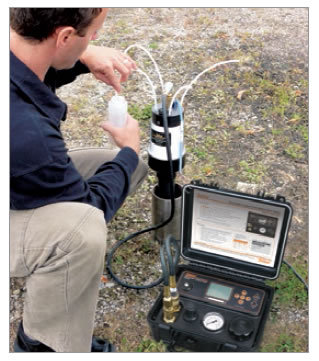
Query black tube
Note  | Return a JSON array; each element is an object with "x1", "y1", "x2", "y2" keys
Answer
[
  {"x1": 160, "y1": 245, "x2": 169, "y2": 286},
  {"x1": 160, "y1": 94, "x2": 175, "y2": 223},
  {"x1": 156, "y1": 171, "x2": 175, "y2": 199},
  {"x1": 165, "y1": 235, "x2": 180, "y2": 276},
  {"x1": 282, "y1": 259, "x2": 308, "y2": 292},
  {"x1": 160, "y1": 236, "x2": 180, "y2": 285}
]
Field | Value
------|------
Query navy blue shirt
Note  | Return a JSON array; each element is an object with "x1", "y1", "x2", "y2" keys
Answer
[{"x1": 10, "y1": 51, "x2": 138, "y2": 222}]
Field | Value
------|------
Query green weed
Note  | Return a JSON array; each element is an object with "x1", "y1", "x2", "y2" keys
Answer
[
  {"x1": 258, "y1": 79, "x2": 294, "y2": 118},
  {"x1": 114, "y1": 255, "x2": 124, "y2": 265},
  {"x1": 203, "y1": 124, "x2": 217, "y2": 132},
  {"x1": 273, "y1": 85, "x2": 292, "y2": 117},
  {"x1": 271, "y1": 128, "x2": 283, "y2": 136},
  {"x1": 128, "y1": 103, "x2": 153, "y2": 122},
  {"x1": 134, "y1": 338, "x2": 166, "y2": 352},
  {"x1": 198, "y1": 15, "x2": 214, "y2": 26},
  {"x1": 284, "y1": 143, "x2": 304, "y2": 160},
  {"x1": 115, "y1": 20, "x2": 130, "y2": 34},
  {"x1": 297, "y1": 124, "x2": 308, "y2": 143},
  {"x1": 149, "y1": 42, "x2": 158, "y2": 50},
  {"x1": 194, "y1": 148, "x2": 208, "y2": 160},
  {"x1": 238, "y1": 158, "x2": 266, "y2": 183},
  {"x1": 266, "y1": 261, "x2": 308, "y2": 308},
  {"x1": 260, "y1": 333, "x2": 303, "y2": 352},
  {"x1": 71, "y1": 96, "x2": 89, "y2": 112}
]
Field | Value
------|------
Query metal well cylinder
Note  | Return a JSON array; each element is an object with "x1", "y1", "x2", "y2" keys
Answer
[{"x1": 151, "y1": 183, "x2": 182, "y2": 242}]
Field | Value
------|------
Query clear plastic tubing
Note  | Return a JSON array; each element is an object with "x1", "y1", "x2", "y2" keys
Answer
[
  {"x1": 125, "y1": 44, "x2": 165, "y2": 94},
  {"x1": 180, "y1": 60, "x2": 240, "y2": 106}
]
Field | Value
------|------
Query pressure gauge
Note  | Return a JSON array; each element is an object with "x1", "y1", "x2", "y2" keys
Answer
[{"x1": 202, "y1": 312, "x2": 225, "y2": 331}]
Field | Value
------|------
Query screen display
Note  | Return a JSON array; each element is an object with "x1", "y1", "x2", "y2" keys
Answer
[
  {"x1": 206, "y1": 282, "x2": 233, "y2": 301},
  {"x1": 190, "y1": 188, "x2": 286, "y2": 267}
]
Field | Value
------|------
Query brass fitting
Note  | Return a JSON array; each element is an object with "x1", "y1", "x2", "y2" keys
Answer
[
  {"x1": 166, "y1": 93, "x2": 173, "y2": 111},
  {"x1": 169, "y1": 276, "x2": 181, "y2": 313},
  {"x1": 162, "y1": 285, "x2": 176, "y2": 323}
]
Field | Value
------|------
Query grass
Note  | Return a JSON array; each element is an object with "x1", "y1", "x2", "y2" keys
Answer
[
  {"x1": 284, "y1": 143, "x2": 305, "y2": 160},
  {"x1": 266, "y1": 261, "x2": 308, "y2": 309},
  {"x1": 297, "y1": 124, "x2": 308, "y2": 143},
  {"x1": 238, "y1": 157, "x2": 267, "y2": 183},
  {"x1": 260, "y1": 333, "x2": 304, "y2": 352},
  {"x1": 134, "y1": 338, "x2": 166, "y2": 352},
  {"x1": 259, "y1": 259, "x2": 308, "y2": 352},
  {"x1": 120, "y1": 337, "x2": 164, "y2": 352},
  {"x1": 240, "y1": 68, "x2": 307, "y2": 125},
  {"x1": 128, "y1": 103, "x2": 153, "y2": 123},
  {"x1": 149, "y1": 42, "x2": 159, "y2": 50}
]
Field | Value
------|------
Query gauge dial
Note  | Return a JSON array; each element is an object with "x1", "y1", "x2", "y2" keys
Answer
[{"x1": 202, "y1": 312, "x2": 225, "y2": 331}]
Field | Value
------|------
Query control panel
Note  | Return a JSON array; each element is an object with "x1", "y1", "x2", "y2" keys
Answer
[{"x1": 178, "y1": 271, "x2": 265, "y2": 316}]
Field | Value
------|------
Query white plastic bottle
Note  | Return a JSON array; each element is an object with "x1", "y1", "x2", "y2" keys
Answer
[{"x1": 108, "y1": 95, "x2": 128, "y2": 127}]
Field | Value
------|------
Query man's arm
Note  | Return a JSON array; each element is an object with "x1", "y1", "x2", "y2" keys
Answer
[
  {"x1": 48, "y1": 45, "x2": 137, "y2": 92},
  {"x1": 46, "y1": 61, "x2": 91, "y2": 90},
  {"x1": 11, "y1": 114, "x2": 141, "y2": 222},
  {"x1": 79, "y1": 45, "x2": 137, "y2": 93}
]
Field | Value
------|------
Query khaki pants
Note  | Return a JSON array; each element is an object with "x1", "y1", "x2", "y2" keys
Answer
[{"x1": 10, "y1": 148, "x2": 148, "y2": 352}]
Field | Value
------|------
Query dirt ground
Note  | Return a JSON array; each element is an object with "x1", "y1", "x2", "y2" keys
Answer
[{"x1": 10, "y1": 8, "x2": 308, "y2": 352}]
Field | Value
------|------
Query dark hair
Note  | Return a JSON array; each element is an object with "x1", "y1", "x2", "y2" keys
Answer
[{"x1": 10, "y1": 8, "x2": 103, "y2": 42}]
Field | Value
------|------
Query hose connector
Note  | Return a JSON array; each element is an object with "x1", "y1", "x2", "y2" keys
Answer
[
  {"x1": 162, "y1": 285, "x2": 176, "y2": 323},
  {"x1": 169, "y1": 275, "x2": 181, "y2": 313}
]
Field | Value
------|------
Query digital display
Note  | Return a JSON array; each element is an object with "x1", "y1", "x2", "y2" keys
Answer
[
  {"x1": 206, "y1": 282, "x2": 233, "y2": 301},
  {"x1": 189, "y1": 187, "x2": 287, "y2": 269}
]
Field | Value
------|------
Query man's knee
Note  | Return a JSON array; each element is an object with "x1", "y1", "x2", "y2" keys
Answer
[
  {"x1": 57, "y1": 203, "x2": 107, "y2": 261},
  {"x1": 72, "y1": 205, "x2": 107, "y2": 260},
  {"x1": 18, "y1": 202, "x2": 107, "y2": 273}
]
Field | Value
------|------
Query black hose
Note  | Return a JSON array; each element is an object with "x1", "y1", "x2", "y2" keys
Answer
[
  {"x1": 160, "y1": 95, "x2": 175, "y2": 225},
  {"x1": 282, "y1": 259, "x2": 308, "y2": 293},
  {"x1": 160, "y1": 235, "x2": 180, "y2": 286},
  {"x1": 106, "y1": 95, "x2": 177, "y2": 289},
  {"x1": 165, "y1": 235, "x2": 180, "y2": 276},
  {"x1": 160, "y1": 245, "x2": 169, "y2": 286}
]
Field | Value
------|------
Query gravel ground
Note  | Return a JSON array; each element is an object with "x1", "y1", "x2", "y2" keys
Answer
[{"x1": 10, "y1": 8, "x2": 308, "y2": 352}]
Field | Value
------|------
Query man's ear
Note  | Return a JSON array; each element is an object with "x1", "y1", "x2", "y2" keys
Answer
[{"x1": 54, "y1": 26, "x2": 76, "y2": 48}]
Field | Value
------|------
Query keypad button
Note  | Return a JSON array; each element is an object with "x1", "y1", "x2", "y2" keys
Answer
[
  {"x1": 182, "y1": 282, "x2": 193, "y2": 291},
  {"x1": 253, "y1": 293, "x2": 260, "y2": 300}
]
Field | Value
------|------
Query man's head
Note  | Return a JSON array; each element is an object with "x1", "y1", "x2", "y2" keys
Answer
[
  {"x1": 10, "y1": 8, "x2": 103, "y2": 42},
  {"x1": 10, "y1": 8, "x2": 108, "y2": 71}
]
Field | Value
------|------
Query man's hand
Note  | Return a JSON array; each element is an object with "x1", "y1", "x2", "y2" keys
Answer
[
  {"x1": 80, "y1": 45, "x2": 137, "y2": 93},
  {"x1": 101, "y1": 114, "x2": 140, "y2": 155}
]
